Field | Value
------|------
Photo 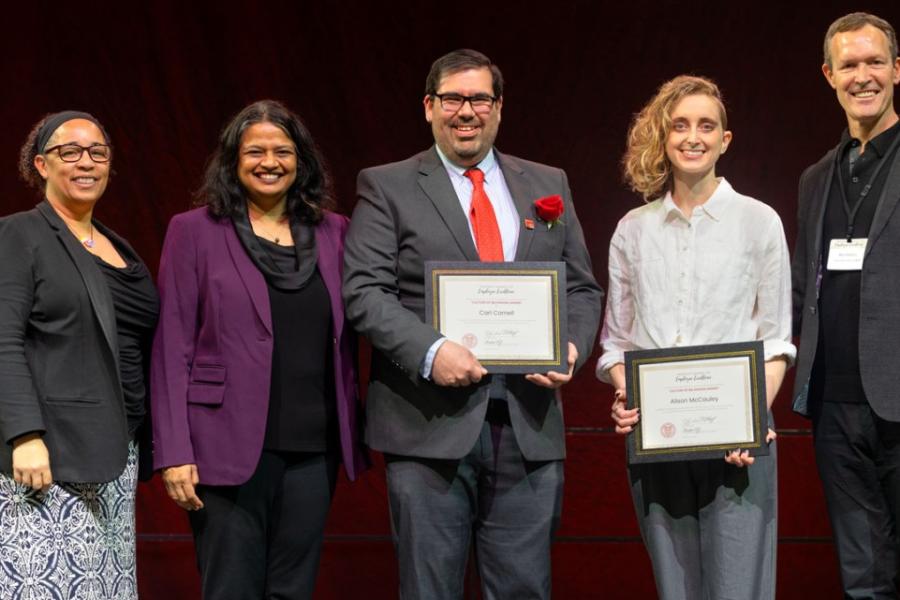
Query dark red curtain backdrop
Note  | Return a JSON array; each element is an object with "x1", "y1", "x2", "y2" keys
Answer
[{"x1": 4, "y1": 1, "x2": 900, "y2": 597}]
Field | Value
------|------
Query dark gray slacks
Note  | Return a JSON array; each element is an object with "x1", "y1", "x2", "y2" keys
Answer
[
  {"x1": 188, "y1": 451, "x2": 338, "y2": 600},
  {"x1": 812, "y1": 400, "x2": 900, "y2": 599},
  {"x1": 385, "y1": 416, "x2": 564, "y2": 600},
  {"x1": 629, "y1": 439, "x2": 777, "y2": 600}
]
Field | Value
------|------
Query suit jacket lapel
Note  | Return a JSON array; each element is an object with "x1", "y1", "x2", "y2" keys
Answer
[
  {"x1": 497, "y1": 152, "x2": 536, "y2": 261},
  {"x1": 315, "y1": 218, "x2": 344, "y2": 340},
  {"x1": 223, "y1": 220, "x2": 273, "y2": 335},
  {"x1": 417, "y1": 148, "x2": 480, "y2": 261},
  {"x1": 37, "y1": 201, "x2": 120, "y2": 370},
  {"x1": 808, "y1": 148, "x2": 838, "y2": 270},
  {"x1": 866, "y1": 153, "x2": 900, "y2": 257}
]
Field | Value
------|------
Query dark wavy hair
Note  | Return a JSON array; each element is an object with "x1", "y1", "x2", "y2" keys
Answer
[
  {"x1": 197, "y1": 100, "x2": 333, "y2": 224},
  {"x1": 425, "y1": 49, "x2": 504, "y2": 98},
  {"x1": 18, "y1": 113, "x2": 112, "y2": 193}
]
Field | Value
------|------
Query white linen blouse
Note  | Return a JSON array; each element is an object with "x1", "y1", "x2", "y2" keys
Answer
[{"x1": 597, "y1": 178, "x2": 795, "y2": 383}]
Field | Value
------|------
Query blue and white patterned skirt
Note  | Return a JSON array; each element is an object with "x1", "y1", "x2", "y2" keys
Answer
[{"x1": 0, "y1": 442, "x2": 138, "y2": 599}]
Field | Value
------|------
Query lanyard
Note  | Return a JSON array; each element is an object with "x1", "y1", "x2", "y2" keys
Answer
[{"x1": 834, "y1": 131, "x2": 900, "y2": 241}]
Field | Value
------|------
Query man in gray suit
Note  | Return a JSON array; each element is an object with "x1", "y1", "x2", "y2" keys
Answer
[
  {"x1": 792, "y1": 12, "x2": 900, "y2": 598},
  {"x1": 343, "y1": 49, "x2": 602, "y2": 599}
]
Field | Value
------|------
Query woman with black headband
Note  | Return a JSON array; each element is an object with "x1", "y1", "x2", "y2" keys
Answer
[
  {"x1": 0, "y1": 111, "x2": 158, "y2": 598},
  {"x1": 151, "y1": 100, "x2": 367, "y2": 598}
]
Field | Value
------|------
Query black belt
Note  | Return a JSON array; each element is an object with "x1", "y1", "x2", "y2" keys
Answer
[{"x1": 485, "y1": 398, "x2": 511, "y2": 426}]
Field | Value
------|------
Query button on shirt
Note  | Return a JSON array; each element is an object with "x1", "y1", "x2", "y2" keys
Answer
[
  {"x1": 421, "y1": 147, "x2": 521, "y2": 377},
  {"x1": 597, "y1": 178, "x2": 795, "y2": 381}
]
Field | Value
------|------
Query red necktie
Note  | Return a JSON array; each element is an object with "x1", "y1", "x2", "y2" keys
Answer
[{"x1": 464, "y1": 168, "x2": 504, "y2": 261}]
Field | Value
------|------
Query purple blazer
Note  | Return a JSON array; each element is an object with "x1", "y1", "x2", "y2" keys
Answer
[{"x1": 150, "y1": 208, "x2": 367, "y2": 484}]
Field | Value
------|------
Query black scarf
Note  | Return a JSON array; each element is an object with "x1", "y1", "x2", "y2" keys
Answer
[{"x1": 231, "y1": 207, "x2": 317, "y2": 291}]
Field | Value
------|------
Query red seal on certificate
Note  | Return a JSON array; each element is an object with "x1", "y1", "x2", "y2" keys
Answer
[
  {"x1": 660, "y1": 422, "x2": 676, "y2": 438},
  {"x1": 461, "y1": 333, "x2": 478, "y2": 349}
]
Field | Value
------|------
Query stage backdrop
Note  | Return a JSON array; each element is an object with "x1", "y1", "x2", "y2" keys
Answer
[{"x1": 3, "y1": 1, "x2": 899, "y2": 597}]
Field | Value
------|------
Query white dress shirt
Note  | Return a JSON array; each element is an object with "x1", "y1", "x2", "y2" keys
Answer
[
  {"x1": 421, "y1": 147, "x2": 521, "y2": 378},
  {"x1": 436, "y1": 146, "x2": 520, "y2": 260},
  {"x1": 597, "y1": 178, "x2": 795, "y2": 383}
]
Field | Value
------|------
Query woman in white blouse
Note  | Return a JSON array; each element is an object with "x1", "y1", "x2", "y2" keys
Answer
[{"x1": 597, "y1": 75, "x2": 794, "y2": 600}]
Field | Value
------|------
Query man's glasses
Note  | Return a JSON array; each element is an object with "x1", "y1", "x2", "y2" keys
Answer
[
  {"x1": 432, "y1": 93, "x2": 497, "y2": 114},
  {"x1": 43, "y1": 144, "x2": 112, "y2": 163}
]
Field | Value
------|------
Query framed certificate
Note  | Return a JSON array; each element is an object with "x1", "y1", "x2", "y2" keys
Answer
[
  {"x1": 424, "y1": 261, "x2": 568, "y2": 374},
  {"x1": 624, "y1": 341, "x2": 768, "y2": 464}
]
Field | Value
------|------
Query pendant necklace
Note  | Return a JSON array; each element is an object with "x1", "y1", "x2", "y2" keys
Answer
[
  {"x1": 82, "y1": 223, "x2": 95, "y2": 248},
  {"x1": 65, "y1": 221, "x2": 95, "y2": 248}
]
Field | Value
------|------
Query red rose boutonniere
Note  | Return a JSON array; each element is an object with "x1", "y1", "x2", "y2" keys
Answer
[{"x1": 534, "y1": 195, "x2": 564, "y2": 229}]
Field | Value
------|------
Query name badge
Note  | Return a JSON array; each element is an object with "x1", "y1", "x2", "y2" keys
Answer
[{"x1": 826, "y1": 238, "x2": 867, "y2": 271}]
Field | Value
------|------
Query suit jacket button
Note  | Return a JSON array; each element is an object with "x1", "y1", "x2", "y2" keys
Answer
[{"x1": 809, "y1": 306, "x2": 817, "y2": 315}]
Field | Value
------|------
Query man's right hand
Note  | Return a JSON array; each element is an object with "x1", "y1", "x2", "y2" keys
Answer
[
  {"x1": 431, "y1": 340, "x2": 487, "y2": 387},
  {"x1": 162, "y1": 464, "x2": 204, "y2": 511},
  {"x1": 12, "y1": 433, "x2": 52, "y2": 492}
]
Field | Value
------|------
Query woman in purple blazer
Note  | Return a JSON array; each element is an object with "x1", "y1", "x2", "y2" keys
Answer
[{"x1": 151, "y1": 100, "x2": 367, "y2": 599}]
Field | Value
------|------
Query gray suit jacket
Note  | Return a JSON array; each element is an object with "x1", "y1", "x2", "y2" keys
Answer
[
  {"x1": 343, "y1": 147, "x2": 603, "y2": 461},
  {"x1": 792, "y1": 143, "x2": 900, "y2": 420}
]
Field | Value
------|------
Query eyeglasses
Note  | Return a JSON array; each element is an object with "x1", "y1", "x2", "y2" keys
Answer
[
  {"x1": 43, "y1": 143, "x2": 112, "y2": 163},
  {"x1": 432, "y1": 93, "x2": 497, "y2": 113}
]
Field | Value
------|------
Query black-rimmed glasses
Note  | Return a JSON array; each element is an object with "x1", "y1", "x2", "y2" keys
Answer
[
  {"x1": 432, "y1": 93, "x2": 497, "y2": 113},
  {"x1": 43, "y1": 143, "x2": 112, "y2": 163}
]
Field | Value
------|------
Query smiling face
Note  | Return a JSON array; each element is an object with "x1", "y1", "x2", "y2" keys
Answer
[
  {"x1": 665, "y1": 93, "x2": 732, "y2": 181},
  {"x1": 34, "y1": 119, "x2": 110, "y2": 209},
  {"x1": 824, "y1": 24, "x2": 900, "y2": 135},
  {"x1": 424, "y1": 67, "x2": 502, "y2": 167},
  {"x1": 237, "y1": 121, "x2": 298, "y2": 209}
]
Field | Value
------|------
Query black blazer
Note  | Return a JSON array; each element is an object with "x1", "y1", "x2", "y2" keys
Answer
[
  {"x1": 792, "y1": 144, "x2": 900, "y2": 421},
  {"x1": 0, "y1": 201, "x2": 149, "y2": 482}
]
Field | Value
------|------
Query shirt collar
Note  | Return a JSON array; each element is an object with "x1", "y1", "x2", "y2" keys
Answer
[
  {"x1": 840, "y1": 118, "x2": 900, "y2": 158},
  {"x1": 662, "y1": 178, "x2": 733, "y2": 222},
  {"x1": 435, "y1": 145, "x2": 498, "y2": 179}
]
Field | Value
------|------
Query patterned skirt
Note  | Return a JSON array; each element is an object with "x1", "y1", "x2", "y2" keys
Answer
[{"x1": 0, "y1": 442, "x2": 138, "y2": 600}]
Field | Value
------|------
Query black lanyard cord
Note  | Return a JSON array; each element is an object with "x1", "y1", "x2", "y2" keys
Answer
[{"x1": 834, "y1": 131, "x2": 900, "y2": 241}]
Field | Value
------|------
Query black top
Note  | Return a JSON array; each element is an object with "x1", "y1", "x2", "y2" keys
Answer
[
  {"x1": 816, "y1": 120, "x2": 900, "y2": 403},
  {"x1": 92, "y1": 250, "x2": 159, "y2": 433},
  {"x1": 256, "y1": 237, "x2": 336, "y2": 452}
]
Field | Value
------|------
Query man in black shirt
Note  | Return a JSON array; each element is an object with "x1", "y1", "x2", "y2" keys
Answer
[{"x1": 793, "y1": 12, "x2": 900, "y2": 598}]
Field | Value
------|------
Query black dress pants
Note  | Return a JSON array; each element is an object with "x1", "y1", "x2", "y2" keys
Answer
[
  {"x1": 189, "y1": 451, "x2": 338, "y2": 600},
  {"x1": 812, "y1": 401, "x2": 900, "y2": 599}
]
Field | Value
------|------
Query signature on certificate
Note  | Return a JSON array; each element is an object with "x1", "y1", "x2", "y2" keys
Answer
[{"x1": 682, "y1": 415, "x2": 717, "y2": 434}]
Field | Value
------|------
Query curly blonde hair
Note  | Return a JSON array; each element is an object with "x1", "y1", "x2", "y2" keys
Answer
[{"x1": 623, "y1": 75, "x2": 727, "y2": 201}]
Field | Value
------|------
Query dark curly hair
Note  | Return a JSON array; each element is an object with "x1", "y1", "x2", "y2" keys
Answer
[
  {"x1": 18, "y1": 113, "x2": 112, "y2": 193},
  {"x1": 197, "y1": 100, "x2": 333, "y2": 224}
]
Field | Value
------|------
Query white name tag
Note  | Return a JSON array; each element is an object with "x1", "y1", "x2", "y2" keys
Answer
[{"x1": 827, "y1": 238, "x2": 868, "y2": 271}]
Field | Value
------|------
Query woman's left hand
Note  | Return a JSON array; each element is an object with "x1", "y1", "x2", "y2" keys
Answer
[{"x1": 724, "y1": 428, "x2": 776, "y2": 467}]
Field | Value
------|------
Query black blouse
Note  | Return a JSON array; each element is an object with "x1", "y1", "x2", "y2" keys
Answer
[
  {"x1": 92, "y1": 251, "x2": 159, "y2": 434},
  {"x1": 256, "y1": 237, "x2": 336, "y2": 452}
]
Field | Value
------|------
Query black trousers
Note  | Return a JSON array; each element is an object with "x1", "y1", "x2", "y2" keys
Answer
[
  {"x1": 812, "y1": 401, "x2": 900, "y2": 599},
  {"x1": 189, "y1": 451, "x2": 338, "y2": 600}
]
